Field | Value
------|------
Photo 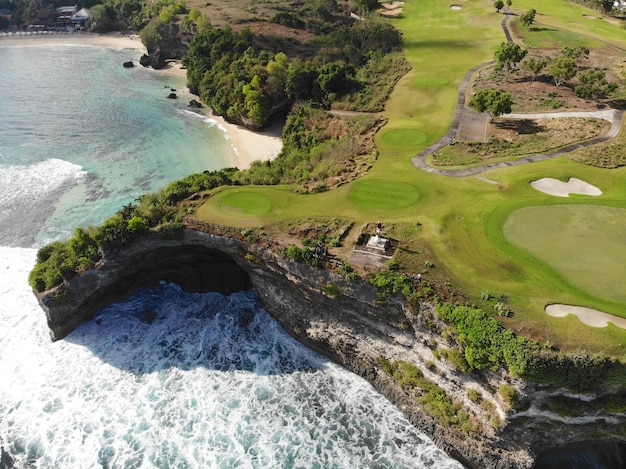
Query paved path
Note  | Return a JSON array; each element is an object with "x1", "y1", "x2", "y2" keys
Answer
[{"x1": 410, "y1": 12, "x2": 625, "y2": 178}]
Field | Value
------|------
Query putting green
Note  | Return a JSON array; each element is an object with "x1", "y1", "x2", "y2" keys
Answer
[
  {"x1": 347, "y1": 178, "x2": 419, "y2": 210},
  {"x1": 381, "y1": 128, "x2": 429, "y2": 147},
  {"x1": 217, "y1": 190, "x2": 273, "y2": 217},
  {"x1": 504, "y1": 205, "x2": 626, "y2": 303}
]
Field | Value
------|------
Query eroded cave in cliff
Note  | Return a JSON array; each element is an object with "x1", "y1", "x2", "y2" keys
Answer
[{"x1": 118, "y1": 245, "x2": 253, "y2": 295}]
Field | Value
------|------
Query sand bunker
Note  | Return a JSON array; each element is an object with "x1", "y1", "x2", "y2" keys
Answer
[
  {"x1": 546, "y1": 304, "x2": 626, "y2": 329},
  {"x1": 450, "y1": 5, "x2": 462, "y2": 9},
  {"x1": 530, "y1": 177, "x2": 601, "y2": 197},
  {"x1": 379, "y1": 1, "x2": 404, "y2": 16}
]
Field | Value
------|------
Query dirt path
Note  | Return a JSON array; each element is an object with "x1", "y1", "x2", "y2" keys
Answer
[{"x1": 410, "y1": 12, "x2": 625, "y2": 178}]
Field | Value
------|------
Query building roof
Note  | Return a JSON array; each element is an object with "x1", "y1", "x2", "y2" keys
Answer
[
  {"x1": 57, "y1": 5, "x2": 78, "y2": 14},
  {"x1": 72, "y1": 8, "x2": 89, "y2": 20}
]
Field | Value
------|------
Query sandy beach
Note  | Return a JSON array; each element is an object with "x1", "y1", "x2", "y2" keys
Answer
[
  {"x1": 0, "y1": 32, "x2": 282, "y2": 170},
  {"x1": 0, "y1": 31, "x2": 147, "y2": 50}
]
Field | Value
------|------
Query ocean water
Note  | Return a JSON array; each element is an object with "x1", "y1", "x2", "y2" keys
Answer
[{"x1": 0, "y1": 43, "x2": 461, "y2": 468}]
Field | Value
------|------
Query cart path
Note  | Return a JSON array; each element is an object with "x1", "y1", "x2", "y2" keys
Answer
[{"x1": 410, "y1": 12, "x2": 625, "y2": 177}]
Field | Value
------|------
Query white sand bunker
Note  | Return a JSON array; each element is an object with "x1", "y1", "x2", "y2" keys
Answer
[
  {"x1": 379, "y1": 1, "x2": 404, "y2": 16},
  {"x1": 546, "y1": 304, "x2": 626, "y2": 329},
  {"x1": 530, "y1": 177, "x2": 601, "y2": 197},
  {"x1": 450, "y1": 5, "x2": 462, "y2": 9}
]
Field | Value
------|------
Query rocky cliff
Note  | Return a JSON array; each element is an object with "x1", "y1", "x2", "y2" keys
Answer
[{"x1": 35, "y1": 229, "x2": 626, "y2": 468}]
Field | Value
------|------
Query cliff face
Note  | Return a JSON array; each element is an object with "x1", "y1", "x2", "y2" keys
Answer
[{"x1": 35, "y1": 230, "x2": 626, "y2": 468}]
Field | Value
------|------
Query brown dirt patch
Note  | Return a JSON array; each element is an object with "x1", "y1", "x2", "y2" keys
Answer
[
  {"x1": 184, "y1": 0, "x2": 326, "y2": 54},
  {"x1": 432, "y1": 117, "x2": 610, "y2": 166},
  {"x1": 471, "y1": 49, "x2": 624, "y2": 113}
]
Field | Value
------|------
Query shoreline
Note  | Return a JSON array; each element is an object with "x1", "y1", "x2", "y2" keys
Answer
[
  {"x1": 0, "y1": 31, "x2": 146, "y2": 50},
  {"x1": 0, "y1": 32, "x2": 283, "y2": 170}
]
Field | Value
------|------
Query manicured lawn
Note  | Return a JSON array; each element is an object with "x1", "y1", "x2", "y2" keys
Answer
[
  {"x1": 510, "y1": 0, "x2": 626, "y2": 50},
  {"x1": 196, "y1": 0, "x2": 626, "y2": 354},
  {"x1": 346, "y1": 179, "x2": 420, "y2": 210},
  {"x1": 504, "y1": 204, "x2": 626, "y2": 303},
  {"x1": 218, "y1": 190, "x2": 273, "y2": 217}
]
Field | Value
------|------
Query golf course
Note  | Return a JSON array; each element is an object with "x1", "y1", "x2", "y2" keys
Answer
[{"x1": 195, "y1": 0, "x2": 626, "y2": 356}]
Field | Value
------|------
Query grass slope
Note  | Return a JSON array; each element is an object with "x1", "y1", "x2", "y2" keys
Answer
[{"x1": 196, "y1": 0, "x2": 626, "y2": 355}]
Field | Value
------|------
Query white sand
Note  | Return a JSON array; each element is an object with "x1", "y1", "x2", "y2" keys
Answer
[
  {"x1": 0, "y1": 32, "x2": 146, "y2": 50},
  {"x1": 209, "y1": 113, "x2": 283, "y2": 170},
  {"x1": 530, "y1": 177, "x2": 602, "y2": 197},
  {"x1": 0, "y1": 33, "x2": 283, "y2": 170},
  {"x1": 546, "y1": 304, "x2": 626, "y2": 329}
]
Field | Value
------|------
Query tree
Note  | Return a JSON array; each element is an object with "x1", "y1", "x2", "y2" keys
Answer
[
  {"x1": 506, "y1": 0, "x2": 512, "y2": 7},
  {"x1": 561, "y1": 46, "x2": 589, "y2": 64},
  {"x1": 469, "y1": 88, "x2": 513, "y2": 121},
  {"x1": 242, "y1": 75, "x2": 266, "y2": 126},
  {"x1": 494, "y1": 0, "x2": 504, "y2": 12},
  {"x1": 494, "y1": 42, "x2": 528, "y2": 75},
  {"x1": 549, "y1": 56, "x2": 577, "y2": 87},
  {"x1": 523, "y1": 56, "x2": 548, "y2": 82},
  {"x1": 317, "y1": 62, "x2": 350, "y2": 95},
  {"x1": 520, "y1": 9, "x2": 536, "y2": 27},
  {"x1": 597, "y1": 0, "x2": 614, "y2": 13},
  {"x1": 575, "y1": 70, "x2": 618, "y2": 100}
]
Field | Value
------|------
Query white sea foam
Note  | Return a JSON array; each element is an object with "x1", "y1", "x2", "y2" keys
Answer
[
  {"x1": 0, "y1": 158, "x2": 84, "y2": 209},
  {"x1": 177, "y1": 109, "x2": 238, "y2": 154},
  {"x1": 0, "y1": 247, "x2": 461, "y2": 468},
  {"x1": 178, "y1": 108, "x2": 218, "y2": 126}
]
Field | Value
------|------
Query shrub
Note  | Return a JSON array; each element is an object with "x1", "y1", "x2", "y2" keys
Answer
[
  {"x1": 157, "y1": 222, "x2": 185, "y2": 240},
  {"x1": 376, "y1": 356, "x2": 396, "y2": 375},
  {"x1": 443, "y1": 348, "x2": 474, "y2": 373},
  {"x1": 494, "y1": 302, "x2": 513, "y2": 318},
  {"x1": 127, "y1": 216, "x2": 148, "y2": 234},
  {"x1": 395, "y1": 360, "x2": 424, "y2": 388},
  {"x1": 468, "y1": 389, "x2": 480, "y2": 403},
  {"x1": 29, "y1": 241, "x2": 74, "y2": 292},
  {"x1": 480, "y1": 291, "x2": 493, "y2": 300},
  {"x1": 368, "y1": 271, "x2": 413, "y2": 299},
  {"x1": 94, "y1": 214, "x2": 131, "y2": 250},
  {"x1": 499, "y1": 383, "x2": 519, "y2": 407},
  {"x1": 322, "y1": 283, "x2": 341, "y2": 299}
]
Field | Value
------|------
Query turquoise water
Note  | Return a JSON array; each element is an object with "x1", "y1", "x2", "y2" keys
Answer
[
  {"x1": 0, "y1": 44, "x2": 235, "y2": 246},
  {"x1": 0, "y1": 43, "x2": 461, "y2": 468}
]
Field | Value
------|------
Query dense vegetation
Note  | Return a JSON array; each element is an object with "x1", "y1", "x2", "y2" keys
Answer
[
  {"x1": 364, "y1": 269, "x2": 626, "y2": 390},
  {"x1": 181, "y1": 12, "x2": 404, "y2": 128},
  {"x1": 436, "y1": 302, "x2": 625, "y2": 390}
]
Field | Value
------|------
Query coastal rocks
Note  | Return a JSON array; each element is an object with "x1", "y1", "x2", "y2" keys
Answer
[
  {"x1": 189, "y1": 99, "x2": 203, "y2": 109},
  {"x1": 140, "y1": 53, "x2": 166, "y2": 69},
  {"x1": 122, "y1": 61, "x2": 134, "y2": 68},
  {"x1": 139, "y1": 21, "x2": 187, "y2": 70},
  {"x1": 167, "y1": 93, "x2": 177, "y2": 99}
]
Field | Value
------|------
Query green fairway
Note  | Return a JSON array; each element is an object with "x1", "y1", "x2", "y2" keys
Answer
[
  {"x1": 510, "y1": 0, "x2": 626, "y2": 50},
  {"x1": 196, "y1": 0, "x2": 626, "y2": 354},
  {"x1": 347, "y1": 179, "x2": 420, "y2": 210},
  {"x1": 381, "y1": 128, "x2": 429, "y2": 147},
  {"x1": 504, "y1": 205, "x2": 626, "y2": 304},
  {"x1": 218, "y1": 190, "x2": 273, "y2": 217}
]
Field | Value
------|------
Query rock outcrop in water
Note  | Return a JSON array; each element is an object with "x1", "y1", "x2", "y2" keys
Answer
[{"x1": 35, "y1": 229, "x2": 626, "y2": 469}]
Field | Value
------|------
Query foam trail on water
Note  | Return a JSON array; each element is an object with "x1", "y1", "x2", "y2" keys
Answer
[
  {"x1": 0, "y1": 248, "x2": 461, "y2": 468},
  {"x1": 0, "y1": 158, "x2": 84, "y2": 208},
  {"x1": 178, "y1": 108, "x2": 219, "y2": 126},
  {"x1": 178, "y1": 108, "x2": 238, "y2": 156},
  {"x1": 0, "y1": 159, "x2": 85, "y2": 247}
]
